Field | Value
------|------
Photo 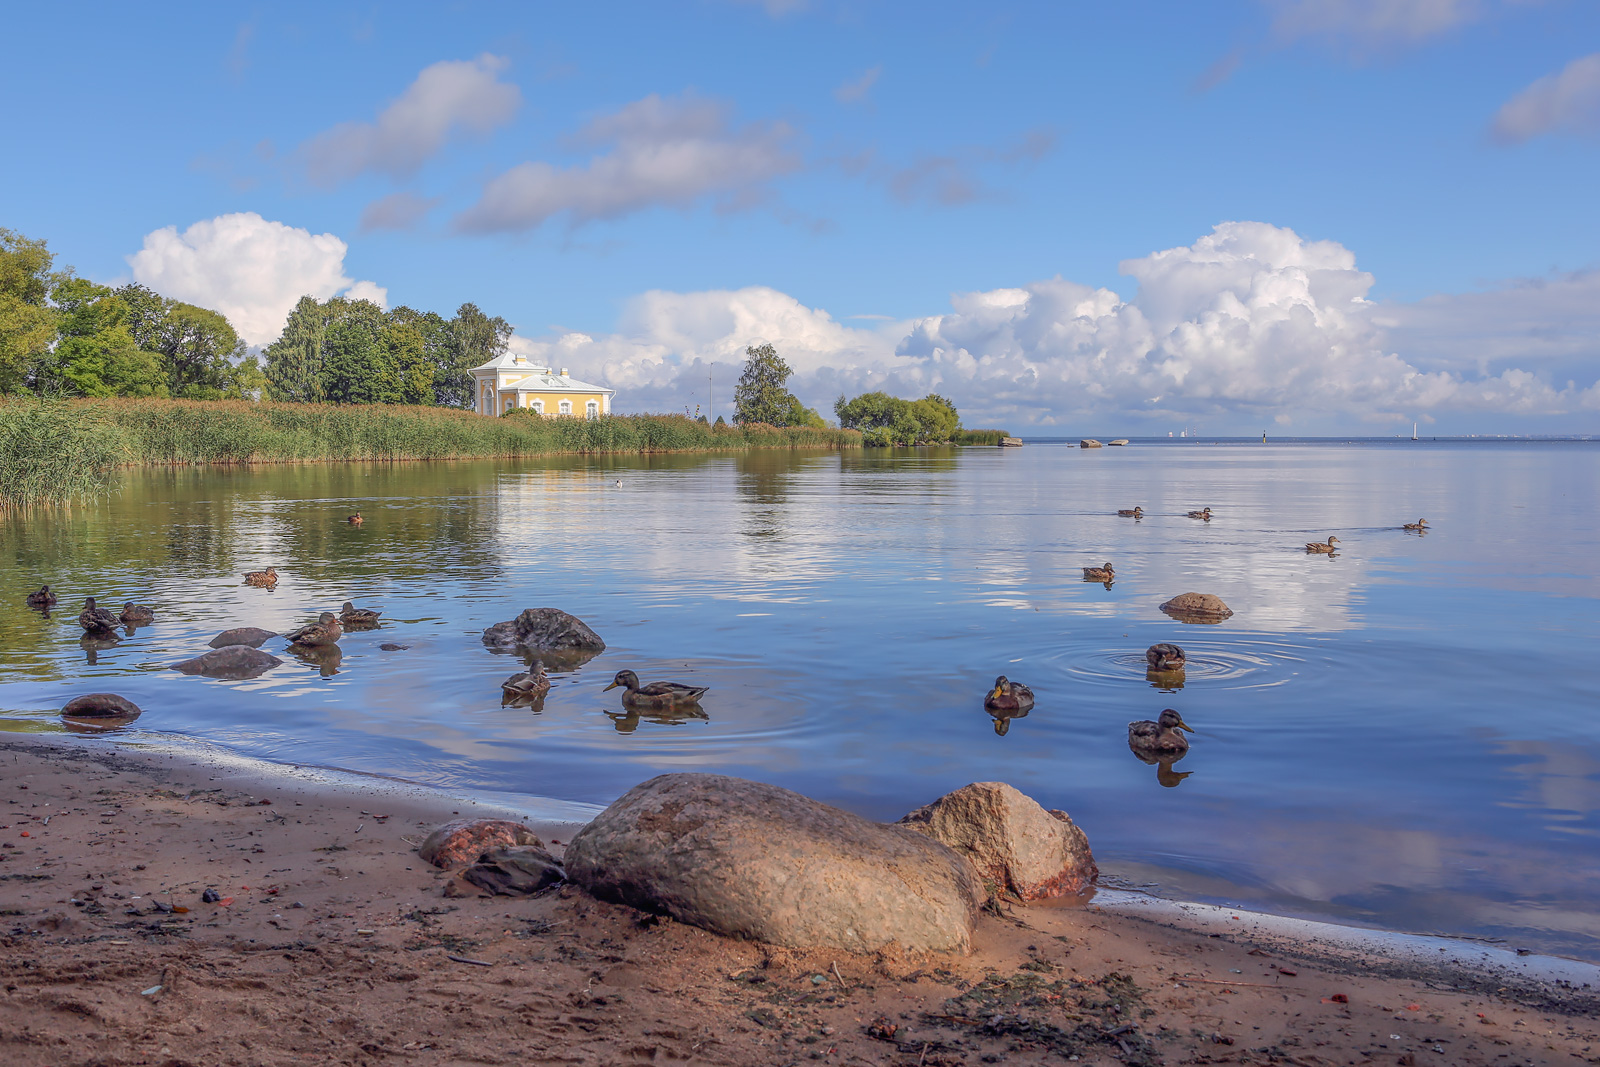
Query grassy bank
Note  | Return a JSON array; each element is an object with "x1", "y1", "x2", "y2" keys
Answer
[
  {"x1": 0, "y1": 398, "x2": 862, "y2": 509},
  {"x1": 955, "y1": 429, "x2": 1012, "y2": 445}
]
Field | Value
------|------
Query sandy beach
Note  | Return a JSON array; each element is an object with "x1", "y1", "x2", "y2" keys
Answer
[{"x1": 0, "y1": 736, "x2": 1595, "y2": 1067}]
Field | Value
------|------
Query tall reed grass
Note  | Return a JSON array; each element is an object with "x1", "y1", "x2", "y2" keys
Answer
[
  {"x1": 0, "y1": 398, "x2": 862, "y2": 508},
  {"x1": 954, "y1": 429, "x2": 1012, "y2": 445}
]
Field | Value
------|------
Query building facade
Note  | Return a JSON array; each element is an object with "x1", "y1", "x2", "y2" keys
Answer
[{"x1": 470, "y1": 353, "x2": 615, "y2": 418}]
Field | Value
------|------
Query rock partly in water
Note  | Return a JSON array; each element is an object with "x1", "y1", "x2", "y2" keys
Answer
[
  {"x1": 1159, "y1": 592, "x2": 1234, "y2": 622},
  {"x1": 208, "y1": 627, "x2": 278, "y2": 649},
  {"x1": 460, "y1": 846, "x2": 566, "y2": 896},
  {"x1": 379, "y1": 643, "x2": 410, "y2": 652},
  {"x1": 481, "y1": 608, "x2": 606, "y2": 655},
  {"x1": 565, "y1": 773, "x2": 979, "y2": 954},
  {"x1": 419, "y1": 818, "x2": 545, "y2": 869},
  {"x1": 899, "y1": 782, "x2": 1097, "y2": 902},
  {"x1": 170, "y1": 646, "x2": 283, "y2": 680},
  {"x1": 61, "y1": 693, "x2": 142, "y2": 720}
]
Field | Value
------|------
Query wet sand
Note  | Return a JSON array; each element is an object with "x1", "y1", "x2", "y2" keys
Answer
[{"x1": 2, "y1": 736, "x2": 1597, "y2": 1067}]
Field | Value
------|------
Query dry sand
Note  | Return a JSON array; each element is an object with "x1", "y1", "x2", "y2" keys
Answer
[{"x1": 2, "y1": 735, "x2": 1597, "y2": 1067}]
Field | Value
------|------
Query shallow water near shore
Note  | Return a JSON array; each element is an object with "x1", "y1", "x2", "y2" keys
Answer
[{"x1": 2, "y1": 440, "x2": 1597, "y2": 959}]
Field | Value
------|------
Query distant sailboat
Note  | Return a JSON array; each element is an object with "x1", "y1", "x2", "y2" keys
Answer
[{"x1": 1412, "y1": 422, "x2": 1418, "y2": 441}]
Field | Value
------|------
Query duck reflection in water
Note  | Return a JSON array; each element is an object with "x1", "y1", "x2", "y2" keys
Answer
[
  {"x1": 606, "y1": 705, "x2": 710, "y2": 734},
  {"x1": 79, "y1": 632, "x2": 120, "y2": 665},
  {"x1": 289, "y1": 642, "x2": 343, "y2": 678},
  {"x1": 1128, "y1": 750, "x2": 1193, "y2": 788},
  {"x1": 988, "y1": 706, "x2": 1029, "y2": 736}
]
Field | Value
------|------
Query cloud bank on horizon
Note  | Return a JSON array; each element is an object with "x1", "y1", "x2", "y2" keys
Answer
[{"x1": 135, "y1": 213, "x2": 1598, "y2": 430}]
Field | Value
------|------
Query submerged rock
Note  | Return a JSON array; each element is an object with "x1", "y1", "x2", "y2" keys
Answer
[
  {"x1": 170, "y1": 646, "x2": 283, "y2": 680},
  {"x1": 1159, "y1": 592, "x2": 1233, "y2": 622},
  {"x1": 208, "y1": 627, "x2": 278, "y2": 649},
  {"x1": 419, "y1": 818, "x2": 544, "y2": 869},
  {"x1": 565, "y1": 773, "x2": 979, "y2": 954},
  {"x1": 379, "y1": 643, "x2": 410, "y2": 652},
  {"x1": 61, "y1": 693, "x2": 142, "y2": 720},
  {"x1": 899, "y1": 782, "x2": 1097, "y2": 901},
  {"x1": 460, "y1": 846, "x2": 565, "y2": 896},
  {"x1": 481, "y1": 608, "x2": 606, "y2": 655}
]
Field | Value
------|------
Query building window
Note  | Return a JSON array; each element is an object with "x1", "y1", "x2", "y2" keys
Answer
[
  {"x1": 559, "y1": 399, "x2": 572, "y2": 415},
  {"x1": 531, "y1": 399, "x2": 544, "y2": 414},
  {"x1": 586, "y1": 400, "x2": 599, "y2": 419}
]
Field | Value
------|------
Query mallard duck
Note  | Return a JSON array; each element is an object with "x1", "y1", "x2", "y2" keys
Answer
[
  {"x1": 285, "y1": 612, "x2": 342, "y2": 647},
  {"x1": 1116, "y1": 507, "x2": 1144, "y2": 517},
  {"x1": 339, "y1": 601, "x2": 381, "y2": 625},
  {"x1": 25, "y1": 585, "x2": 57, "y2": 607},
  {"x1": 1305, "y1": 535, "x2": 1340, "y2": 553},
  {"x1": 1402, "y1": 518, "x2": 1428, "y2": 530},
  {"x1": 1186, "y1": 507, "x2": 1212, "y2": 520},
  {"x1": 985, "y1": 675, "x2": 1034, "y2": 714},
  {"x1": 347, "y1": 512, "x2": 363, "y2": 525},
  {"x1": 1082, "y1": 562, "x2": 1115, "y2": 582},
  {"x1": 119, "y1": 602, "x2": 155, "y2": 625},
  {"x1": 243, "y1": 566, "x2": 278, "y2": 588},
  {"x1": 603, "y1": 669, "x2": 708, "y2": 710},
  {"x1": 1128, "y1": 708, "x2": 1193, "y2": 756},
  {"x1": 78, "y1": 597, "x2": 119, "y2": 634},
  {"x1": 1146, "y1": 643, "x2": 1186, "y2": 671},
  {"x1": 502, "y1": 664, "x2": 551, "y2": 698}
]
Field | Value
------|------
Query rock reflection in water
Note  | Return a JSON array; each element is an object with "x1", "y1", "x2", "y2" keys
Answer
[
  {"x1": 606, "y1": 706, "x2": 710, "y2": 733},
  {"x1": 289, "y1": 643, "x2": 343, "y2": 678}
]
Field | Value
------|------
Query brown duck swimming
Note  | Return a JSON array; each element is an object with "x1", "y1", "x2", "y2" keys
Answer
[
  {"x1": 1116, "y1": 507, "x2": 1144, "y2": 518},
  {"x1": 603, "y1": 669, "x2": 708, "y2": 710},
  {"x1": 339, "y1": 601, "x2": 382, "y2": 626},
  {"x1": 26, "y1": 585, "x2": 57, "y2": 607},
  {"x1": 502, "y1": 664, "x2": 551, "y2": 698},
  {"x1": 1305, "y1": 535, "x2": 1340, "y2": 553},
  {"x1": 1145, "y1": 643, "x2": 1186, "y2": 671},
  {"x1": 1082, "y1": 562, "x2": 1115, "y2": 582},
  {"x1": 1186, "y1": 507, "x2": 1212, "y2": 520},
  {"x1": 243, "y1": 566, "x2": 278, "y2": 588},
  {"x1": 1128, "y1": 708, "x2": 1193, "y2": 757},
  {"x1": 78, "y1": 597, "x2": 119, "y2": 634},
  {"x1": 285, "y1": 612, "x2": 343, "y2": 647},
  {"x1": 984, "y1": 675, "x2": 1035, "y2": 714},
  {"x1": 1402, "y1": 518, "x2": 1428, "y2": 530},
  {"x1": 119, "y1": 602, "x2": 155, "y2": 625},
  {"x1": 347, "y1": 512, "x2": 363, "y2": 525}
]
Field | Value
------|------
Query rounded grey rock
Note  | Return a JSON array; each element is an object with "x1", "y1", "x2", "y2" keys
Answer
[
  {"x1": 481, "y1": 607, "x2": 606, "y2": 654},
  {"x1": 171, "y1": 646, "x2": 283, "y2": 680},
  {"x1": 61, "y1": 693, "x2": 142, "y2": 720},
  {"x1": 208, "y1": 627, "x2": 278, "y2": 649}
]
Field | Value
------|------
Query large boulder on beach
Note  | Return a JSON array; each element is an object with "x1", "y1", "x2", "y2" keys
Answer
[
  {"x1": 565, "y1": 773, "x2": 980, "y2": 954},
  {"x1": 898, "y1": 782, "x2": 1097, "y2": 902},
  {"x1": 481, "y1": 608, "x2": 606, "y2": 655},
  {"x1": 61, "y1": 694, "x2": 142, "y2": 721},
  {"x1": 419, "y1": 818, "x2": 544, "y2": 869},
  {"x1": 170, "y1": 646, "x2": 282, "y2": 680},
  {"x1": 1159, "y1": 592, "x2": 1233, "y2": 622},
  {"x1": 208, "y1": 627, "x2": 278, "y2": 649}
]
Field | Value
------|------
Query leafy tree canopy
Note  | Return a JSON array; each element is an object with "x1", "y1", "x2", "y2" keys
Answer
[
  {"x1": 733, "y1": 344, "x2": 826, "y2": 427},
  {"x1": 835, "y1": 390, "x2": 962, "y2": 445}
]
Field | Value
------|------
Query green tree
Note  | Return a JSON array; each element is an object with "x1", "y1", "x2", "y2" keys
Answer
[
  {"x1": 263, "y1": 295, "x2": 328, "y2": 403},
  {"x1": 42, "y1": 279, "x2": 167, "y2": 397},
  {"x1": 381, "y1": 307, "x2": 445, "y2": 405},
  {"x1": 735, "y1": 344, "x2": 802, "y2": 425},
  {"x1": 223, "y1": 354, "x2": 267, "y2": 400},
  {"x1": 438, "y1": 302, "x2": 510, "y2": 408},
  {"x1": 835, "y1": 390, "x2": 961, "y2": 445},
  {"x1": 321, "y1": 299, "x2": 400, "y2": 404},
  {"x1": 0, "y1": 229, "x2": 62, "y2": 394}
]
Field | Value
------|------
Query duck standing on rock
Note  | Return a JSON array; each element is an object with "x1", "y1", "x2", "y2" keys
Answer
[
  {"x1": 243, "y1": 566, "x2": 278, "y2": 588},
  {"x1": 603, "y1": 669, "x2": 708, "y2": 710},
  {"x1": 26, "y1": 585, "x2": 57, "y2": 607},
  {"x1": 1128, "y1": 708, "x2": 1194, "y2": 757},
  {"x1": 1146, "y1": 643, "x2": 1186, "y2": 671},
  {"x1": 1082, "y1": 562, "x2": 1115, "y2": 583},
  {"x1": 339, "y1": 601, "x2": 381, "y2": 627},
  {"x1": 1116, "y1": 507, "x2": 1143, "y2": 518},
  {"x1": 119, "y1": 602, "x2": 155, "y2": 625},
  {"x1": 1305, "y1": 535, "x2": 1340, "y2": 554},
  {"x1": 78, "y1": 597, "x2": 119, "y2": 635},
  {"x1": 1402, "y1": 518, "x2": 1428, "y2": 530},
  {"x1": 1186, "y1": 507, "x2": 1212, "y2": 520},
  {"x1": 502, "y1": 664, "x2": 551, "y2": 699},
  {"x1": 285, "y1": 612, "x2": 342, "y2": 647}
]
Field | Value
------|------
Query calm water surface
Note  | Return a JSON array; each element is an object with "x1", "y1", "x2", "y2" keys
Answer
[{"x1": 3, "y1": 441, "x2": 1598, "y2": 958}]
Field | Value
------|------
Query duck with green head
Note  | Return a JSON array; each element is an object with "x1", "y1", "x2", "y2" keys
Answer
[
  {"x1": 1128, "y1": 708, "x2": 1193, "y2": 756},
  {"x1": 603, "y1": 669, "x2": 708, "y2": 710}
]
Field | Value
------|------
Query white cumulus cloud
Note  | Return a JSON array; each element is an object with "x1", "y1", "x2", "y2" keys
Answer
[
  {"x1": 127, "y1": 213, "x2": 385, "y2": 347},
  {"x1": 1491, "y1": 52, "x2": 1600, "y2": 143},
  {"x1": 302, "y1": 54, "x2": 521, "y2": 186},
  {"x1": 504, "y1": 222, "x2": 1600, "y2": 430},
  {"x1": 455, "y1": 93, "x2": 801, "y2": 232}
]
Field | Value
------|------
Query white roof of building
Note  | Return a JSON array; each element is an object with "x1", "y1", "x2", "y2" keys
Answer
[{"x1": 471, "y1": 353, "x2": 613, "y2": 394}]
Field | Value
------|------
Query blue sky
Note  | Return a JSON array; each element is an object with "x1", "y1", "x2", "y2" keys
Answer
[{"x1": 5, "y1": 0, "x2": 1599, "y2": 432}]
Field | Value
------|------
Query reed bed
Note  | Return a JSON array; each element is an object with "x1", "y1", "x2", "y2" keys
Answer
[
  {"x1": 954, "y1": 429, "x2": 1012, "y2": 445},
  {"x1": 0, "y1": 398, "x2": 862, "y2": 508}
]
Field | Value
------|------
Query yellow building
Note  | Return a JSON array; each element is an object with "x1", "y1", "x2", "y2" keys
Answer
[{"x1": 470, "y1": 353, "x2": 615, "y2": 417}]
